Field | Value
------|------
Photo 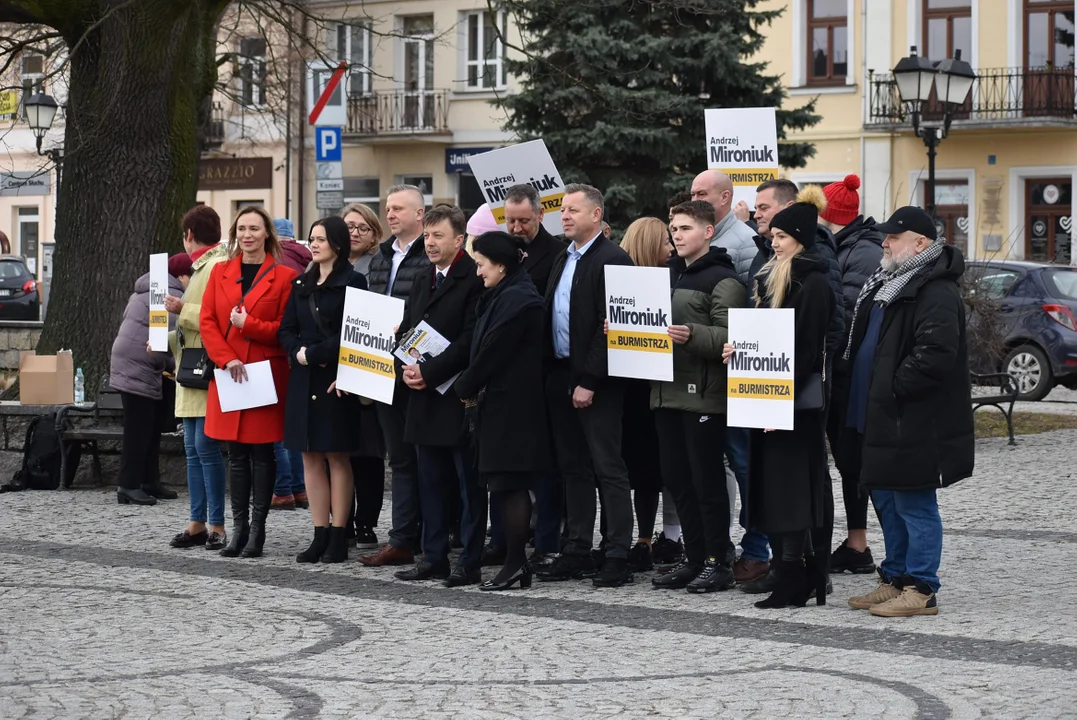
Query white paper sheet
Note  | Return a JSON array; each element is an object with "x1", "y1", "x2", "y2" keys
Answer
[{"x1": 213, "y1": 360, "x2": 278, "y2": 413}]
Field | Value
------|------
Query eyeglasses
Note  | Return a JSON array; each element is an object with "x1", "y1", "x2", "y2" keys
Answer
[{"x1": 347, "y1": 223, "x2": 372, "y2": 234}]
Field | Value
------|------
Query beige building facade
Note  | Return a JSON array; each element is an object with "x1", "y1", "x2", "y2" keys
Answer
[{"x1": 758, "y1": 0, "x2": 1077, "y2": 264}]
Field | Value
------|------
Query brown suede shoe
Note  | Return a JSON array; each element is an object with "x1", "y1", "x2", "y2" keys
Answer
[
  {"x1": 733, "y1": 557, "x2": 770, "y2": 584},
  {"x1": 358, "y1": 544, "x2": 415, "y2": 567}
]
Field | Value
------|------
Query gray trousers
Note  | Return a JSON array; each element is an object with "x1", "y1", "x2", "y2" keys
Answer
[{"x1": 545, "y1": 362, "x2": 634, "y2": 560}]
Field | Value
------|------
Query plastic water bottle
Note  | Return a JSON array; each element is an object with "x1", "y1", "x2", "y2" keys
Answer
[{"x1": 74, "y1": 367, "x2": 85, "y2": 404}]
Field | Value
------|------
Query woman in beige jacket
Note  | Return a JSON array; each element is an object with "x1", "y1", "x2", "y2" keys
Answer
[{"x1": 166, "y1": 206, "x2": 231, "y2": 551}]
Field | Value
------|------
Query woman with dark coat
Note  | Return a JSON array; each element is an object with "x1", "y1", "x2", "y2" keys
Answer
[
  {"x1": 279, "y1": 216, "x2": 368, "y2": 563},
  {"x1": 109, "y1": 256, "x2": 186, "y2": 506},
  {"x1": 454, "y1": 231, "x2": 546, "y2": 591},
  {"x1": 724, "y1": 187, "x2": 834, "y2": 609}
]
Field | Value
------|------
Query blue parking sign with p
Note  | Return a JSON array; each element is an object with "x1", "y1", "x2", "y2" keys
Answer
[{"x1": 316, "y1": 127, "x2": 342, "y2": 163}]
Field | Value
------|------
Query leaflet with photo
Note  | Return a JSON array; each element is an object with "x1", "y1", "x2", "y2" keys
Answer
[{"x1": 394, "y1": 320, "x2": 459, "y2": 395}]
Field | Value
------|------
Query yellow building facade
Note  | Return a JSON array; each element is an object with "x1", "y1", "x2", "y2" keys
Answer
[
  {"x1": 298, "y1": 0, "x2": 522, "y2": 226},
  {"x1": 759, "y1": 0, "x2": 1076, "y2": 264}
]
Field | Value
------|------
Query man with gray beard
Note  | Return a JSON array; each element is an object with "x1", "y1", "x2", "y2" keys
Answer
[{"x1": 841, "y1": 206, "x2": 974, "y2": 618}]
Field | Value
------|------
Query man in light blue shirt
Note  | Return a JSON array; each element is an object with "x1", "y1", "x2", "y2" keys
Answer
[
  {"x1": 551, "y1": 237, "x2": 597, "y2": 359},
  {"x1": 537, "y1": 183, "x2": 635, "y2": 589}
]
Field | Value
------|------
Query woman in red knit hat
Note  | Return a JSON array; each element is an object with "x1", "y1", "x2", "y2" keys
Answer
[{"x1": 818, "y1": 174, "x2": 887, "y2": 576}]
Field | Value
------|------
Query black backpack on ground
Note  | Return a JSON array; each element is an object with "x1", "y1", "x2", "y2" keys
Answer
[{"x1": 3, "y1": 412, "x2": 80, "y2": 491}]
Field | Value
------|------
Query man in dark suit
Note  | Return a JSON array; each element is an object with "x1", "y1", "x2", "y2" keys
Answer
[
  {"x1": 394, "y1": 205, "x2": 486, "y2": 587},
  {"x1": 504, "y1": 183, "x2": 568, "y2": 297},
  {"x1": 538, "y1": 183, "x2": 635, "y2": 588}
]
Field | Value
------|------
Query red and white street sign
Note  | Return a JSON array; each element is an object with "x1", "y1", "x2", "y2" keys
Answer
[{"x1": 307, "y1": 61, "x2": 348, "y2": 127}]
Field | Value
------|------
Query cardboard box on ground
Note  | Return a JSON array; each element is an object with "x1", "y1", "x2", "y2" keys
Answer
[{"x1": 19, "y1": 350, "x2": 74, "y2": 405}]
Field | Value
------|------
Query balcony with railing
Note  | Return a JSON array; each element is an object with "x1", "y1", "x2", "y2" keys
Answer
[
  {"x1": 201, "y1": 101, "x2": 225, "y2": 152},
  {"x1": 346, "y1": 90, "x2": 451, "y2": 138},
  {"x1": 867, "y1": 66, "x2": 1077, "y2": 128}
]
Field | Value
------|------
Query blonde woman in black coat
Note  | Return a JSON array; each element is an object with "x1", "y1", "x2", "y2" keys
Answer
[
  {"x1": 723, "y1": 187, "x2": 833, "y2": 609},
  {"x1": 455, "y1": 232, "x2": 546, "y2": 591}
]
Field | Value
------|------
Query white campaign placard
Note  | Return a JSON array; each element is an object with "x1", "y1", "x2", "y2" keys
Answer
[
  {"x1": 466, "y1": 139, "x2": 565, "y2": 236},
  {"x1": 605, "y1": 266, "x2": 674, "y2": 382},
  {"x1": 726, "y1": 308, "x2": 795, "y2": 431},
  {"x1": 336, "y1": 287, "x2": 405, "y2": 405},
  {"x1": 704, "y1": 107, "x2": 779, "y2": 209},
  {"x1": 148, "y1": 253, "x2": 169, "y2": 351}
]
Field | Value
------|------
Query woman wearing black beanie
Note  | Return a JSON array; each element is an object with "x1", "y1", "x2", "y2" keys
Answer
[
  {"x1": 455, "y1": 231, "x2": 548, "y2": 590},
  {"x1": 723, "y1": 186, "x2": 834, "y2": 609}
]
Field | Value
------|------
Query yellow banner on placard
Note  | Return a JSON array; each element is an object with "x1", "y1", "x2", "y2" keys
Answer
[
  {"x1": 491, "y1": 192, "x2": 565, "y2": 225},
  {"x1": 607, "y1": 330, "x2": 673, "y2": 354},
  {"x1": 722, "y1": 168, "x2": 779, "y2": 187},
  {"x1": 339, "y1": 347, "x2": 395, "y2": 379},
  {"x1": 0, "y1": 91, "x2": 18, "y2": 117},
  {"x1": 727, "y1": 377, "x2": 794, "y2": 400},
  {"x1": 149, "y1": 311, "x2": 168, "y2": 328}
]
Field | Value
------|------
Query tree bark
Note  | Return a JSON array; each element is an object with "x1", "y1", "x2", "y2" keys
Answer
[{"x1": 18, "y1": 1, "x2": 229, "y2": 396}]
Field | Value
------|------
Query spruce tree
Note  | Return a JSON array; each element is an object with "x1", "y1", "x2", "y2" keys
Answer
[{"x1": 496, "y1": 0, "x2": 821, "y2": 227}]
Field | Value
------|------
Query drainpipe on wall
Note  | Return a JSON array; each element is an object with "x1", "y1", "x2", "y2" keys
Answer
[
  {"x1": 296, "y1": 13, "x2": 307, "y2": 236},
  {"x1": 860, "y1": 0, "x2": 868, "y2": 206},
  {"x1": 284, "y1": 12, "x2": 293, "y2": 220}
]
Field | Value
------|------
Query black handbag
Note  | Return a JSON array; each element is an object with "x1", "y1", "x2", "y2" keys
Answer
[
  {"x1": 794, "y1": 373, "x2": 824, "y2": 410},
  {"x1": 794, "y1": 350, "x2": 826, "y2": 411},
  {"x1": 176, "y1": 328, "x2": 214, "y2": 390},
  {"x1": 175, "y1": 262, "x2": 278, "y2": 390}
]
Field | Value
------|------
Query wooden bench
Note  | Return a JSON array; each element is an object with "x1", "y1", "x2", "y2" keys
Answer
[
  {"x1": 971, "y1": 371, "x2": 1019, "y2": 446},
  {"x1": 55, "y1": 377, "x2": 125, "y2": 488}
]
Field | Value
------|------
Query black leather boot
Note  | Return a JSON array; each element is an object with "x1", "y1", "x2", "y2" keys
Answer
[
  {"x1": 296, "y1": 527, "x2": 330, "y2": 563},
  {"x1": 320, "y1": 526, "x2": 349, "y2": 564},
  {"x1": 241, "y1": 444, "x2": 274, "y2": 558},
  {"x1": 220, "y1": 444, "x2": 252, "y2": 557}
]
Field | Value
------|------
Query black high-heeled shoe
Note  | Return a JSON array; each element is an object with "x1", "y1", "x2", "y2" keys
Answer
[{"x1": 479, "y1": 564, "x2": 532, "y2": 591}]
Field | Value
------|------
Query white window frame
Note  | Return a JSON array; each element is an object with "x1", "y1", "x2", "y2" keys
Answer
[
  {"x1": 791, "y1": 0, "x2": 856, "y2": 89},
  {"x1": 462, "y1": 9, "x2": 509, "y2": 91},
  {"x1": 334, "y1": 22, "x2": 373, "y2": 96},
  {"x1": 1007, "y1": 165, "x2": 1077, "y2": 265},
  {"x1": 238, "y1": 37, "x2": 267, "y2": 108}
]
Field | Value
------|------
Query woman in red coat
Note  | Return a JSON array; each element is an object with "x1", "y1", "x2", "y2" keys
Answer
[{"x1": 201, "y1": 205, "x2": 296, "y2": 558}]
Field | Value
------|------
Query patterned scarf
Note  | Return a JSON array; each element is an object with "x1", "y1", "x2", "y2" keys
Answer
[{"x1": 842, "y1": 241, "x2": 945, "y2": 360}]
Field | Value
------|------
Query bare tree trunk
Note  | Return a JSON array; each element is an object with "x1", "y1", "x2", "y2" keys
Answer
[{"x1": 26, "y1": 1, "x2": 228, "y2": 395}]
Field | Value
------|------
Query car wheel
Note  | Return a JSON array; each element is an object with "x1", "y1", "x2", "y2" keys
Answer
[{"x1": 1005, "y1": 344, "x2": 1054, "y2": 401}]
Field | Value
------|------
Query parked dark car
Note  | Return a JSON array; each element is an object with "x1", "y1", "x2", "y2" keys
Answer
[
  {"x1": 967, "y1": 260, "x2": 1077, "y2": 401},
  {"x1": 0, "y1": 256, "x2": 40, "y2": 321}
]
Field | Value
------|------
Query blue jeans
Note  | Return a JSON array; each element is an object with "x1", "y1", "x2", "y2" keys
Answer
[
  {"x1": 872, "y1": 488, "x2": 943, "y2": 593},
  {"x1": 273, "y1": 441, "x2": 305, "y2": 496},
  {"x1": 415, "y1": 445, "x2": 486, "y2": 570},
  {"x1": 184, "y1": 417, "x2": 225, "y2": 526},
  {"x1": 726, "y1": 427, "x2": 769, "y2": 561}
]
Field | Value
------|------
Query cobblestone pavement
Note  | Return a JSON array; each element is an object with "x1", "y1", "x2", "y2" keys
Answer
[{"x1": 2, "y1": 431, "x2": 1076, "y2": 719}]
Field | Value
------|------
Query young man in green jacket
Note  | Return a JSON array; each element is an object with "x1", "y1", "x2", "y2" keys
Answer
[{"x1": 651, "y1": 200, "x2": 750, "y2": 593}]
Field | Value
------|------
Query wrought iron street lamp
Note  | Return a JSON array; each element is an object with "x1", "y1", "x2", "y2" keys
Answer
[
  {"x1": 891, "y1": 47, "x2": 976, "y2": 219},
  {"x1": 24, "y1": 92, "x2": 64, "y2": 192}
]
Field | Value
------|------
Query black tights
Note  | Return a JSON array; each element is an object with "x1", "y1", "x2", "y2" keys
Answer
[
  {"x1": 494, "y1": 488, "x2": 532, "y2": 583},
  {"x1": 633, "y1": 490, "x2": 659, "y2": 540}
]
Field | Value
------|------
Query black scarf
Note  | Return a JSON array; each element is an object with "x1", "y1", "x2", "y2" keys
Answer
[{"x1": 470, "y1": 267, "x2": 543, "y2": 363}]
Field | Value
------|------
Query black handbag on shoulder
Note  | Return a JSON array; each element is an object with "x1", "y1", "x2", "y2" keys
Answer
[
  {"x1": 793, "y1": 350, "x2": 826, "y2": 411},
  {"x1": 176, "y1": 327, "x2": 214, "y2": 390},
  {"x1": 176, "y1": 262, "x2": 278, "y2": 390}
]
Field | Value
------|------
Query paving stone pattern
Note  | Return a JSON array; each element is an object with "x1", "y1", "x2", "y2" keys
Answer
[{"x1": 1, "y1": 430, "x2": 1076, "y2": 718}]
